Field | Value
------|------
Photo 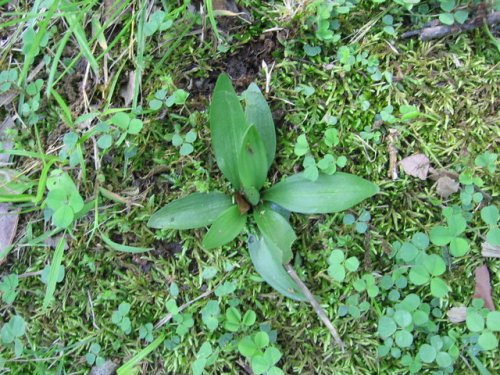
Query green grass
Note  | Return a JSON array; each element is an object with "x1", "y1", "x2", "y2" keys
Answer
[{"x1": 0, "y1": 0, "x2": 499, "y2": 373}]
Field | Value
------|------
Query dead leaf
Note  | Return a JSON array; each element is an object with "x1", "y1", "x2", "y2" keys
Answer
[
  {"x1": 473, "y1": 265, "x2": 495, "y2": 311},
  {"x1": 481, "y1": 242, "x2": 500, "y2": 258},
  {"x1": 120, "y1": 71, "x2": 135, "y2": 107},
  {"x1": 90, "y1": 360, "x2": 118, "y2": 375},
  {"x1": 399, "y1": 153, "x2": 430, "y2": 180},
  {"x1": 0, "y1": 204, "x2": 19, "y2": 262},
  {"x1": 436, "y1": 175, "x2": 460, "y2": 198},
  {"x1": 447, "y1": 306, "x2": 467, "y2": 323}
]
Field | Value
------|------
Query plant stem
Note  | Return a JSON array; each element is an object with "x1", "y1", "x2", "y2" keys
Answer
[{"x1": 284, "y1": 264, "x2": 345, "y2": 350}]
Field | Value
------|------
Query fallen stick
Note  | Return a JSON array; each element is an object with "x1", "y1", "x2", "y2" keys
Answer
[
  {"x1": 284, "y1": 264, "x2": 345, "y2": 350},
  {"x1": 401, "y1": 11, "x2": 500, "y2": 40}
]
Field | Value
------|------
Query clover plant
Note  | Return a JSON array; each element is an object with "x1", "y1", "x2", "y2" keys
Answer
[{"x1": 147, "y1": 73, "x2": 378, "y2": 300}]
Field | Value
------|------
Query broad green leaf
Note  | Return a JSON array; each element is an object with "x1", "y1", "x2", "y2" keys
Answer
[
  {"x1": 238, "y1": 125, "x2": 268, "y2": 195},
  {"x1": 210, "y1": 73, "x2": 248, "y2": 189},
  {"x1": 243, "y1": 83, "x2": 276, "y2": 167},
  {"x1": 263, "y1": 172, "x2": 379, "y2": 214},
  {"x1": 202, "y1": 205, "x2": 246, "y2": 250},
  {"x1": 148, "y1": 192, "x2": 232, "y2": 229},
  {"x1": 247, "y1": 235, "x2": 306, "y2": 301},
  {"x1": 254, "y1": 206, "x2": 296, "y2": 263}
]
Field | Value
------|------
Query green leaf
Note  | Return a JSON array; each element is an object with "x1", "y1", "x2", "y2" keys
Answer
[
  {"x1": 478, "y1": 331, "x2": 498, "y2": 350},
  {"x1": 243, "y1": 83, "x2": 276, "y2": 167},
  {"x1": 439, "y1": 13, "x2": 455, "y2": 25},
  {"x1": 430, "y1": 226, "x2": 452, "y2": 246},
  {"x1": 409, "y1": 265, "x2": 430, "y2": 285},
  {"x1": 294, "y1": 134, "x2": 309, "y2": 156},
  {"x1": 466, "y1": 311, "x2": 485, "y2": 332},
  {"x1": 254, "y1": 206, "x2": 296, "y2": 263},
  {"x1": 487, "y1": 311, "x2": 500, "y2": 331},
  {"x1": 100, "y1": 231, "x2": 152, "y2": 253},
  {"x1": 430, "y1": 278, "x2": 449, "y2": 298},
  {"x1": 202, "y1": 205, "x2": 247, "y2": 249},
  {"x1": 52, "y1": 206, "x2": 74, "y2": 228},
  {"x1": 210, "y1": 73, "x2": 248, "y2": 189},
  {"x1": 263, "y1": 172, "x2": 379, "y2": 214},
  {"x1": 394, "y1": 310, "x2": 412, "y2": 328},
  {"x1": 252, "y1": 354, "x2": 272, "y2": 375},
  {"x1": 344, "y1": 257, "x2": 360, "y2": 272},
  {"x1": 148, "y1": 192, "x2": 232, "y2": 229},
  {"x1": 436, "y1": 352, "x2": 452, "y2": 368},
  {"x1": 328, "y1": 264, "x2": 346, "y2": 282},
  {"x1": 242, "y1": 310, "x2": 256, "y2": 326},
  {"x1": 419, "y1": 344, "x2": 437, "y2": 363},
  {"x1": 254, "y1": 331, "x2": 269, "y2": 349},
  {"x1": 454, "y1": 10, "x2": 468, "y2": 24},
  {"x1": 395, "y1": 330, "x2": 413, "y2": 348},
  {"x1": 378, "y1": 316, "x2": 397, "y2": 339},
  {"x1": 238, "y1": 336, "x2": 258, "y2": 357},
  {"x1": 43, "y1": 237, "x2": 66, "y2": 309},
  {"x1": 248, "y1": 235, "x2": 306, "y2": 301},
  {"x1": 116, "y1": 333, "x2": 166, "y2": 375},
  {"x1": 481, "y1": 206, "x2": 499, "y2": 226},
  {"x1": 449, "y1": 237, "x2": 469, "y2": 256},
  {"x1": 238, "y1": 125, "x2": 269, "y2": 193}
]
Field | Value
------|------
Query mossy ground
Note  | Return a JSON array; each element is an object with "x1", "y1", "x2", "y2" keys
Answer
[{"x1": 1, "y1": 1, "x2": 499, "y2": 374}]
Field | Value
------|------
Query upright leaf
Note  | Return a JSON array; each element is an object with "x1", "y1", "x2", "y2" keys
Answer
[
  {"x1": 43, "y1": 236, "x2": 66, "y2": 309},
  {"x1": 243, "y1": 83, "x2": 276, "y2": 167},
  {"x1": 203, "y1": 205, "x2": 247, "y2": 249},
  {"x1": 254, "y1": 206, "x2": 296, "y2": 263},
  {"x1": 148, "y1": 192, "x2": 232, "y2": 230},
  {"x1": 238, "y1": 125, "x2": 268, "y2": 201},
  {"x1": 263, "y1": 172, "x2": 379, "y2": 214},
  {"x1": 210, "y1": 73, "x2": 248, "y2": 189},
  {"x1": 248, "y1": 235, "x2": 306, "y2": 301}
]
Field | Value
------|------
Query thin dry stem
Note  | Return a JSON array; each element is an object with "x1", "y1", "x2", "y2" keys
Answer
[{"x1": 284, "y1": 264, "x2": 345, "y2": 350}]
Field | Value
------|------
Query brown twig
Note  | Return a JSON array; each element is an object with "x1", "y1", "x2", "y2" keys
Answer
[
  {"x1": 401, "y1": 11, "x2": 500, "y2": 40},
  {"x1": 284, "y1": 264, "x2": 345, "y2": 350},
  {"x1": 154, "y1": 289, "x2": 213, "y2": 329}
]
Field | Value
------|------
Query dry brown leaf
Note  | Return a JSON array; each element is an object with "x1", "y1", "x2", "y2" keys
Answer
[
  {"x1": 436, "y1": 175, "x2": 460, "y2": 198},
  {"x1": 473, "y1": 265, "x2": 495, "y2": 311},
  {"x1": 446, "y1": 306, "x2": 467, "y2": 323},
  {"x1": 90, "y1": 360, "x2": 118, "y2": 375},
  {"x1": 120, "y1": 71, "x2": 135, "y2": 107},
  {"x1": 399, "y1": 153, "x2": 430, "y2": 180},
  {"x1": 481, "y1": 242, "x2": 500, "y2": 258},
  {"x1": 0, "y1": 204, "x2": 19, "y2": 261}
]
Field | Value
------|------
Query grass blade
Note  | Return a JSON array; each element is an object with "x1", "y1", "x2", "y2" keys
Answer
[
  {"x1": 43, "y1": 235, "x2": 66, "y2": 309},
  {"x1": 100, "y1": 231, "x2": 152, "y2": 253},
  {"x1": 116, "y1": 333, "x2": 166, "y2": 375}
]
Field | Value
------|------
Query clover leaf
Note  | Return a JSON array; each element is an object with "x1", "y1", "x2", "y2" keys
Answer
[
  {"x1": 327, "y1": 249, "x2": 360, "y2": 282},
  {"x1": 430, "y1": 213, "x2": 469, "y2": 256}
]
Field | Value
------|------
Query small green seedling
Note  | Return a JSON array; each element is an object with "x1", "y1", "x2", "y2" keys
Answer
[
  {"x1": 338, "y1": 294, "x2": 370, "y2": 318},
  {"x1": 480, "y1": 205, "x2": 499, "y2": 245},
  {"x1": 430, "y1": 211, "x2": 469, "y2": 256},
  {"x1": 147, "y1": 73, "x2": 378, "y2": 303},
  {"x1": 327, "y1": 249, "x2": 360, "y2": 282},
  {"x1": 108, "y1": 112, "x2": 143, "y2": 145},
  {"x1": 112, "y1": 302, "x2": 132, "y2": 335},
  {"x1": 44, "y1": 170, "x2": 84, "y2": 228},
  {"x1": 343, "y1": 210, "x2": 371, "y2": 234},
  {"x1": 172, "y1": 128, "x2": 197, "y2": 156},
  {"x1": 138, "y1": 323, "x2": 154, "y2": 343},
  {"x1": 149, "y1": 88, "x2": 189, "y2": 110},
  {"x1": 0, "y1": 274, "x2": 19, "y2": 304},
  {"x1": 474, "y1": 151, "x2": 497, "y2": 174},
  {"x1": 86, "y1": 343, "x2": 105, "y2": 366},
  {"x1": 238, "y1": 331, "x2": 283, "y2": 375},
  {"x1": 192, "y1": 342, "x2": 218, "y2": 375},
  {"x1": 408, "y1": 253, "x2": 449, "y2": 298},
  {"x1": 0, "y1": 315, "x2": 26, "y2": 357},
  {"x1": 0, "y1": 69, "x2": 18, "y2": 93},
  {"x1": 223, "y1": 307, "x2": 256, "y2": 332}
]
